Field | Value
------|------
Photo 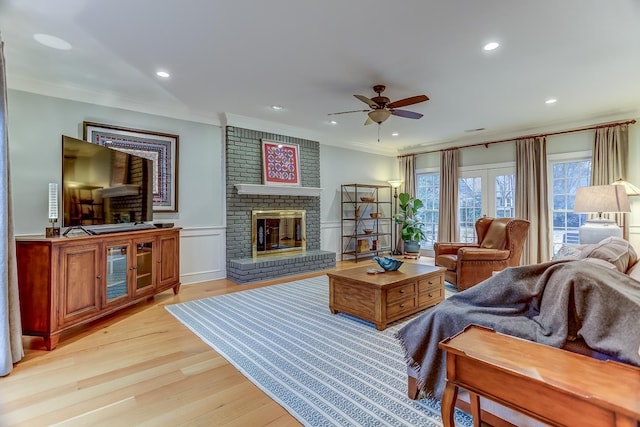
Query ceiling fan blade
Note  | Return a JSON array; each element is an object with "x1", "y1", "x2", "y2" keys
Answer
[
  {"x1": 387, "y1": 95, "x2": 429, "y2": 109},
  {"x1": 391, "y1": 109, "x2": 424, "y2": 119},
  {"x1": 328, "y1": 109, "x2": 370, "y2": 115},
  {"x1": 354, "y1": 94, "x2": 380, "y2": 108},
  {"x1": 364, "y1": 117, "x2": 376, "y2": 126}
]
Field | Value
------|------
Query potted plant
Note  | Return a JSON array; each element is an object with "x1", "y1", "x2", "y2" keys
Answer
[{"x1": 393, "y1": 192, "x2": 426, "y2": 254}]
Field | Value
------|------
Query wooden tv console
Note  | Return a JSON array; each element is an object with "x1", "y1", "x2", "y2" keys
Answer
[{"x1": 16, "y1": 227, "x2": 181, "y2": 350}]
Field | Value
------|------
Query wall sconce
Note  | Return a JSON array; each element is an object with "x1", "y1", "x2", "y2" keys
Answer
[
  {"x1": 573, "y1": 184, "x2": 630, "y2": 244},
  {"x1": 388, "y1": 180, "x2": 404, "y2": 254}
]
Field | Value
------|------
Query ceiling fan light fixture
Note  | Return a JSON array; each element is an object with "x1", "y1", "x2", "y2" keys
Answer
[{"x1": 368, "y1": 109, "x2": 391, "y2": 124}]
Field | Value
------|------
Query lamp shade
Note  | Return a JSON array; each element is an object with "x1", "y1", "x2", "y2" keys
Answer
[
  {"x1": 388, "y1": 179, "x2": 403, "y2": 189},
  {"x1": 573, "y1": 185, "x2": 630, "y2": 214},
  {"x1": 612, "y1": 178, "x2": 640, "y2": 196}
]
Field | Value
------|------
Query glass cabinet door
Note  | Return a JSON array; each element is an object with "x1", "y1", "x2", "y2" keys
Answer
[
  {"x1": 135, "y1": 240, "x2": 154, "y2": 292},
  {"x1": 105, "y1": 244, "x2": 129, "y2": 302}
]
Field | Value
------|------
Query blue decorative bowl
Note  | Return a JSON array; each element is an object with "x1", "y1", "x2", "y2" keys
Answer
[{"x1": 373, "y1": 256, "x2": 404, "y2": 272}]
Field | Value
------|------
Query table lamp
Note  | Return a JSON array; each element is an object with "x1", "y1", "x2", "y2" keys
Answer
[{"x1": 573, "y1": 185, "x2": 630, "y2": 244}]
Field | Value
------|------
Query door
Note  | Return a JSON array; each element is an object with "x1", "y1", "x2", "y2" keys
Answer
[
  {"x1": 458, "y1": 166, "x2": 515, "y2": 242},
  {"x1": 103, "y1": 240, "x2": 132, "y2": 307},
  {"x1": 59, "y1": 243, "x2": 101, "y2": 326},
  {"x1": 157, "y1": 232, "x2": 180, "y2": 289},
  {"x1": 133, "y1": 237, "x2": 155, "y2": 297}
]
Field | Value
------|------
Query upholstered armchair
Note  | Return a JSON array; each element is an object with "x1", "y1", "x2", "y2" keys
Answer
[{"x1": 434, "y1": 217, "x2": 530, "y2": 290}]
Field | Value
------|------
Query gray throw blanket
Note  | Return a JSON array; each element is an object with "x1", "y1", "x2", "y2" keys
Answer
[{"x1": 395, "y1": 260, "x2": 640, "y2": 400}]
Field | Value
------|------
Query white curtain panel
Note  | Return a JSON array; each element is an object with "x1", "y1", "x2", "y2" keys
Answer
[
  {"x1": 437, "y1": 149, "x2": 459, "y2": 243},
  {"x1": 591, "y1": 125, "x2": 629, "y2": 236},
  {"x1": 515, "y1": 137, "x2": 550, "y2": 264},
  {"x1": 0, "y1": 37, "x2": 24, "y2": 376},
  {"x1": 400, "y1": 154, "x2": 416, "y2": 197}
]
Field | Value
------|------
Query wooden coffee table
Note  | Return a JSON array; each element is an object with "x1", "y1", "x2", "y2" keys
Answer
[{"x1": 328, "y1": 263, "x2": 445, "y2": 330}]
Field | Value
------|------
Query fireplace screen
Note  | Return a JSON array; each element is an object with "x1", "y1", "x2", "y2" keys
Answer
[{"x1": 252, "y1": 210, "x2": 306, "y2": 257}]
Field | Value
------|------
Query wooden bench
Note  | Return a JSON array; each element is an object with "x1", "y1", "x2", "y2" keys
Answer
[{"x1": 439, "y1": 325, "x2": 640, "y2": 427}]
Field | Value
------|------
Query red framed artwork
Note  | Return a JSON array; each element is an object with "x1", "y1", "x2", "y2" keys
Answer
[{"x1": 261, "y1": 140, "x2": 301, "y2": 186}]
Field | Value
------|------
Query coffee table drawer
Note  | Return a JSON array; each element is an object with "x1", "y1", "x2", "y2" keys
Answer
[
  {"x1": 418, "y1": 274, "x2": 443, "y2": 291},
  {"x1": 387, "y1": 297, "x2": 417, "y2": 317},
  {"x1": 387, "y1": 282, "x2": 416, "y2": 303},
  {"x1": 419, "y1": 286, "x2": 443, "y2": 306}
]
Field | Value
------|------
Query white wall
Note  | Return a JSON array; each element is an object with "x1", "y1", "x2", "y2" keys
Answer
[
  {"x1": 8, "y1": 90, "x2": 226, "y2": 283},
  {"x1": 319, "y1": 144, "x2": 396, "y2": 257}
]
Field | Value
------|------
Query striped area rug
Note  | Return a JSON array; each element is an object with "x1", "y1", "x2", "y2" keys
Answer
[{"x1": 166, "y1": 276, "x2": 472, "y2": 427}]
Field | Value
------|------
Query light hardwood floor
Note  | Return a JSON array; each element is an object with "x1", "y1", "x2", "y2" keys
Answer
[{"x1": 1, "y1": 257, "x2": 434, "y2": 427}]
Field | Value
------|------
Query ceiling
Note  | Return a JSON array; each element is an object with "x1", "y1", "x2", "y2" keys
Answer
[{"x1": 1, "y1": 0, "x2": 640, "y2": 156}]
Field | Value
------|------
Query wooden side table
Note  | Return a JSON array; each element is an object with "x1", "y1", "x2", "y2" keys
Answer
[{"x1": 439, "y1": 325, "x2": 640, "y2": 427}]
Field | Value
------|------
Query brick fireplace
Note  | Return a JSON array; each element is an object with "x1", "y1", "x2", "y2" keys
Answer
[{"x1": 225, "y1": 126, "x2": 335, "y2": 284}]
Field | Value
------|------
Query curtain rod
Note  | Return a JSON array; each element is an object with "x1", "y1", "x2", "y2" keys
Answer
[{"x1": 397, "y1": 118, "x2": 637, "y2": 158}]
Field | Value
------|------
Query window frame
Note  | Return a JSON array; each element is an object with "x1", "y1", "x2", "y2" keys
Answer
[{"x1": 547, "y1": 150, "x2": 592, "y2": 255}]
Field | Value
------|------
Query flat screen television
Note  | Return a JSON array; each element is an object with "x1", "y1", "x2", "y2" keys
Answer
[{"x1": 62, "y1": 135, "x2": 154, "y2": 230}]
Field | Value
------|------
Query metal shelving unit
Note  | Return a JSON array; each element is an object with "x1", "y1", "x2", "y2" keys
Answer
[{"x1": 341, "y1": 184, "x2": 392, "y2": 262}]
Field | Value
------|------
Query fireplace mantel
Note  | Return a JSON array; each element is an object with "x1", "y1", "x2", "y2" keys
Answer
[{"x1": 235, "y1": 183, "x2": 322, "y2": 197}]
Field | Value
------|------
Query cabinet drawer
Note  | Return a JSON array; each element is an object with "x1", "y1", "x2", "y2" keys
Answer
[
  {"x1": 387, "y1": 297, "x2": 417, "y2": 316},
  {"x1": 387, "y1": 283, "x2": 416, "y2": 302},
  {"x1": 419, "y1": 287, "x2": 444, "y2": 307},
  {"x1": 418, "y1": 274, "x2": 444, "y2": 292}
]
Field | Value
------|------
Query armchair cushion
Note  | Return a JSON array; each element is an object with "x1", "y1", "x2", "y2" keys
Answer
[
  {"x1": 435, "y1": 254, "x2": 458, "y2": 270},
  {"x1": 435, "y1": 242, "x2": 480, "y2": 255},
  {"x1": 480, "y1": 218, "x2": 510, "y2": 249},
  {"x1": 458, "y1": 248, "x2": 510, "y2": 261}
]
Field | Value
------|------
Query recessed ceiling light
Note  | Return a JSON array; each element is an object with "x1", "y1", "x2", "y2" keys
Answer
[
  {"x1": 329, "y1": 120, "x2": 338, "y2": 125},
  {"x1": 391, "y1": 132, "x2": 399, "y2": 136},
  {"x1": 483, "y1": 42, "x2": 500, "y2": 51},
  {"x1": 545, "y1": 98, "x2": 557, "y2": 104},
  {"x1": 156, "y1": 71, "x2": 170, "y2": 78},
  {"x1": 33, "y1": 33, "x2": 72, "y2": 50},
  {"x1": 271, "y1": 105, "x2": 284, "y2": 110}
]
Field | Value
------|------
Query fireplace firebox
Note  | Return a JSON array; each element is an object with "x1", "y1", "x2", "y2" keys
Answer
[{"x1": 252, "y1": 210, "x2": 306, "y2": 257}]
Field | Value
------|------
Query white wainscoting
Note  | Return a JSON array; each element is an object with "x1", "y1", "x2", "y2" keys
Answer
[
  {"x1": 628, "y1": 224, "x2": 640, "y2": 252},
  {"x1": 180, "y1": 226, "x2": 227, "y2": 285},
  {"x1": 321, "y1": 220, "x2": 341, "y2": 261}
]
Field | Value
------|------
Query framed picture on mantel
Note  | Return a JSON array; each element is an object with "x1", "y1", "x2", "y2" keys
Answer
[{"x1": 261, "y1": 140, "x2": 301, "y2": 186}]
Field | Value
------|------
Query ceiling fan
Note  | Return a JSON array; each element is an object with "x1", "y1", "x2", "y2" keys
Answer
[{"x1": 329, "y1": 85, "x2": 429, "y2": 125}]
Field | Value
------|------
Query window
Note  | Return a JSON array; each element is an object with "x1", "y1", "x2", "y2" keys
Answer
[
  {"x1": 415, "y1": 172, "x2": 440, "y2": 250},
  {"x1": 494, "y1": 173, "x2": 516, "y2": 218},
  {"x1": 458, "y1": 176, "x2": 482, "y2": 242},
  {"x1": 549, "y1": 156, "x2": 592, "y2": 254},
  {"x1": 415, "y1": 165, "x2": 515, "y2": 249},
  {"x1": 458, "y1": 165, "x2": 515, "y2": 242}
]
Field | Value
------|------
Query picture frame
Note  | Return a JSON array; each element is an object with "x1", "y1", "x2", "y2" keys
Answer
[
  {"x1": 261, "y1": 140, "x2": 301, "y2": 186},
  {"x1": 83, "y1": 121, "x2": 179, "y2": 212}
]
